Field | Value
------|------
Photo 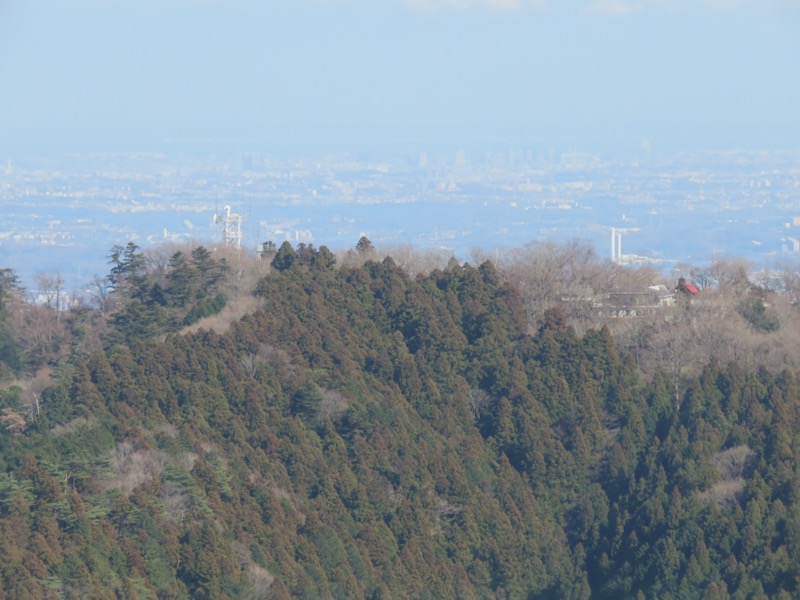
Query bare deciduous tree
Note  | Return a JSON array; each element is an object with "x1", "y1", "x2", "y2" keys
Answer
[
  {"x1": 707, "y1": 255, "x2": 751, "y2": 292},
  {"x1": 87, "y1": 275, "x2": 113, "y2": 313},
  {"x1": 34, "y1": 270, "x2": 65, "y2": 323},
  {"x1": 240, "y1": 351, "x2": 265, "y2": 378}
]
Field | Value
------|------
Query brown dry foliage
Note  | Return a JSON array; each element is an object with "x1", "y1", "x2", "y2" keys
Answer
[
  {"x1": 713, "y1": 445, "x2": 756, "y2": 481},
  {"x1": 698, "y1": 478, "x2": 746, "y2": 509},
  {"x1": 1, "y1": 408, "x2": 27, "y2": 433},
  {"x1": 50, "y1": 416, "x2": 99, "y2": 437},
  {"x1": 338, "y1": 243, "x2": 453, "y2": 277},
  {"x1": 179, "y1": 294, "x2": 262, "y2": 336},
  {"x1": 696, "y1": 445, "x2": 754, "y2": 509},
  {"x1": 318, "y1": 387, "x2": 350, "y2": 421},
  {"x1": 105, "y1": 440, "x2": 169, "y2": 494}
]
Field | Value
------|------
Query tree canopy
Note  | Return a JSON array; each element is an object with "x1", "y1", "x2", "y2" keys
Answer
[{"x1": 1, "y1": 242, "x2": 800, "y2": 598}]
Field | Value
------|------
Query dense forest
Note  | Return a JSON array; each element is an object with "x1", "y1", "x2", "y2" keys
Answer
[{"x1": 2, "y1": 239, "x2": 800, "y2": 598}]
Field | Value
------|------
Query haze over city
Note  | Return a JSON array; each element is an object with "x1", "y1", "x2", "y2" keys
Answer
[{"x1": 2, "y1": 0, "x2": 800, "y2": 289}]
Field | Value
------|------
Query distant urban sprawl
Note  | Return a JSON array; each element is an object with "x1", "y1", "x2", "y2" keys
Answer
[{"x1": 2, "y1": 148, "x2": 800, "y2": 293}]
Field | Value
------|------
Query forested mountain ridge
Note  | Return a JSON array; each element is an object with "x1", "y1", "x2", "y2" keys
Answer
[{"x1": 1, "y1": 244, "x2": 800, "y2": 599}]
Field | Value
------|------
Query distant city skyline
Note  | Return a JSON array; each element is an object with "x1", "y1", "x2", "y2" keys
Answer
[
  {"x1": 2, "y1": 0, "x2": 799, "y2": 157},
  {"x1": 2, "y1": 147, "x2": 800, "y2": 293}
]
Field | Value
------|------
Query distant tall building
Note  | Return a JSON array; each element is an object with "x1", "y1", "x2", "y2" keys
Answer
[
  {"x1": 239, "y1": 152, "x2": 262, "y2": 172},
  {"x1": 611, "y1": 228, "x2": 623, "y2": 263}
]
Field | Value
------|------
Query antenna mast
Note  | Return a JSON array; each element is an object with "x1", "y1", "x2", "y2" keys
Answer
[{"x1": 215, "y1": 205, "x2": 243, "y2": 248}]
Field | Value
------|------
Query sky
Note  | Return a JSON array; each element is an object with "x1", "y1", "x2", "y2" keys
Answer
[{"x1": 1, "y1": 0, "x2": 799, "y2": 157}]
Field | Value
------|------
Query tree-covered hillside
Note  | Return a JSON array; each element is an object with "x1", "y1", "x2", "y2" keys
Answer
[{"x1": 2, "y1": 244, "x2": 800, "y2": 598}]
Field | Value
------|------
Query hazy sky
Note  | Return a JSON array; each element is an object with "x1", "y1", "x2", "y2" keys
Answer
[{"x1": 2, "y1": 0, "x2": 799, "y2": 156}]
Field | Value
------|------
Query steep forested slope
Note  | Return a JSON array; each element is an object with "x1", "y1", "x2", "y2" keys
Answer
[{"x1": 2, "y1": 248, "x2": 800, "y2": 599}]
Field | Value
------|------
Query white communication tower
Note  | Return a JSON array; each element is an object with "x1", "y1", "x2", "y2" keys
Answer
[{"x1": 215, "y1": 205, "x2": 243, "y2": 248}]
